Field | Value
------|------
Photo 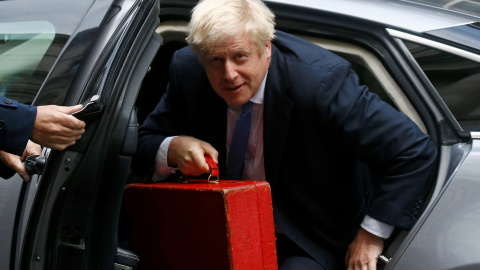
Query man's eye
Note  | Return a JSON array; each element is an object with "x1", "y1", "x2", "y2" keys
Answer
[
  {"x1": 236, "y1": 54, "x2": 245, "y2": 58},
  {"x1": 212, "y1": 57, "x2": 222, "y2": 62}
]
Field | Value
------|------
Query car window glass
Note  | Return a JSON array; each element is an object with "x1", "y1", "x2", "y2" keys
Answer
[
  {"x1": 0, "y1": 21, "x2": 61, "y2": 104},
  {"x1": 426, "y1": 23, "x2": 480, "y2": 52},
  {"x1": 403, "y1": 40, "x2": 480, "y2": 132}
]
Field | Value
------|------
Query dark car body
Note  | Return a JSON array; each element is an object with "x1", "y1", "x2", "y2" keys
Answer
[{"x1": 1, "y1": 0, "x2": 480, "y2": 269}]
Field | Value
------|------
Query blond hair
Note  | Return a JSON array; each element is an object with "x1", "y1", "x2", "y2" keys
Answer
[{"x1": 186, "y1": 0, "x2": 276, "y2": 54}]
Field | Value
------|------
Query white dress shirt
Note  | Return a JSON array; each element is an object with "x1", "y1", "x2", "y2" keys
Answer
[{"x1": 152, "y1": 74, "x2": 394, "y2": 239}]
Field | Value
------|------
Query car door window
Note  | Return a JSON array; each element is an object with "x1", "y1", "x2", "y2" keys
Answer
[
  {"x1": 402, "y1": 40, "x2": 480, "y2": 132},
  {"x1": 0, "y1": 21, "x2": 62, "y2": 104}
]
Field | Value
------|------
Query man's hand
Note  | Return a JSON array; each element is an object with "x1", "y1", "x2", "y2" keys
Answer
[
  {"x1": 167, "y1": 136, "x2": 218, "y2": 176},
  {"x1": 345, "y1": 228, "x2": 384, "y2": 270},
  {"x1": 31, "y1": 105, "x2": 86, "y2": 150},
  {"x1": 0, "y1": 141, "x2": 42, "y2": 182}
]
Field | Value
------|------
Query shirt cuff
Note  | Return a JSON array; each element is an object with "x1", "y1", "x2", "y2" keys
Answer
[
  {"x1": 360, "y1": 215, "x2": 395, "y2": 239},
  {"x1": 152, "y1": 136, "x2": 178, "y2": 182}
]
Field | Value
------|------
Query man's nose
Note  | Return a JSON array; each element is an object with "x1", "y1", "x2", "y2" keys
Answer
[{"x1": 223, "y1": 60, "x2": 238, "y2": 81}]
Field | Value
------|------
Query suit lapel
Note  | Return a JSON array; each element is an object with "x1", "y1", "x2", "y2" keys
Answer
[{"x1": 264, "y1": 45, "x2": 293, "y2": 186}]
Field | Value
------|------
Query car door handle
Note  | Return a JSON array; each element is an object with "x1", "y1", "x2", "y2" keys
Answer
[
  {"x1": 379, "y1": 254, "x2": 391, "y2": 264},
  {"x1": 24, "y1": 155, "x2": 46, "y2": 175},
  {"x1": 71, "y1": 95, "x2": 104, "y2": 121}
]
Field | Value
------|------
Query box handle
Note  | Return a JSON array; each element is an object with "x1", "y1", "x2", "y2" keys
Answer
[{"x1": 178, "y1": 156, "x2": 219, "y2": 184}]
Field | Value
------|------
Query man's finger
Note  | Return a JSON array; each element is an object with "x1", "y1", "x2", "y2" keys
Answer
[
  {"x1": 345, "y1": 248, "x2": 351, "y2": 268},
  {"x1": 182, "y1": 154, "x2": 210, "y2": 176},
  {"x1": 22, "y1": 141, "x2": 42, "y2": 160},
  {"x1": 63, "y1": 114, "x2": 86, "y2": 129},
  {"x1": 203, "y1": 145, "x2": 219, "y2": 164},
  {"x1": 7, "y1": 155, "x2": 30, "y2": 182},
  {"x1": 367, "y1": 257, "x2": 377, "y2": 270},
  {"x1": 57, "y1": 104, "x2": 84, "y2": 115},
  {"x1": 47, "y1": 140, "x2": 77, "y2": 151},
  {"x1": 54, "y1": 105, "x2": 86, "y2": 129}
]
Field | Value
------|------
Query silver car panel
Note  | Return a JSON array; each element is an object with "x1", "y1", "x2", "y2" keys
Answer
[
  {"x1": 268, "y1": 0, "x2": 477, "y2": 33},
  {"x1": 389, "y1": 139, "x2": 480, "y2": 269}
]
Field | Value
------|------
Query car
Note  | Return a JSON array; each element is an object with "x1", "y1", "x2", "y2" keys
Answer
[{"x1": 1, "y1": 0, "x2": 479, "y2": 269}]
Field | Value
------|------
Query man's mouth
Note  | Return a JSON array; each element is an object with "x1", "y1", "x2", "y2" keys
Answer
[{"x1": 224, "y1": 84, "x2": 243, "y2": 91}]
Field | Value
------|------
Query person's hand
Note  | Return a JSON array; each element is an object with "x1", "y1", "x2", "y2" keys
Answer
[
  {"x1": 345, "y1": 228, "x2": 384, "y2": 270},
  {"x1": 167, "y1": 136, "x2": 218, "y2": 176},
  {"x1": 31, "y1": 105, "x2": 86, "y2": 150},
  {"x1": 0, "y1": 141, "x2": 42, "y2": 182}
]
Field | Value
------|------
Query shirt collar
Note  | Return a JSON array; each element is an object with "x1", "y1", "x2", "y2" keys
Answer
[{"x1": 250, "y1": 72, "x2": 267, "y2": 105}]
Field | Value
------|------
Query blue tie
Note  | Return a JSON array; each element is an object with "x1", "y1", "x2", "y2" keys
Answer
[{"x1": 226, "y1": 101, "x2": 253, "y2": 180}]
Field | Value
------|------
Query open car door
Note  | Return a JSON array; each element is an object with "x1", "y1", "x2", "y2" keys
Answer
[{"x1": 0, "y1": 0, "x2": 161, "y2": 269}]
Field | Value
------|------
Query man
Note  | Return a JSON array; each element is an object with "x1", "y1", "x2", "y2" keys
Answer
[
  {"x1": 132, "y1": 0, "x2": 437, "y2": 269},
  {"x1": 0, "y1": 96, "x2": 85, "y2": 181}
]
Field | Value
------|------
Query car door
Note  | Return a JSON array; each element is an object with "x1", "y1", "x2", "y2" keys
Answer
[
  {"x1": 0, "y1": 0, "x2": 161, "y2": 269},
  {"x1": 384, "y1": 24, "x2": 480, "y2": 270},
  {"x1": 0, "y1": 1, "x2": 103, "y2": 269}
]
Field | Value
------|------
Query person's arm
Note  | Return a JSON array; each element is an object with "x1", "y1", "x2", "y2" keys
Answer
[
  {"x1": 0, "y1": 98, "x2": 85, "y2": 180},
  {"x1": 0, "y1": 140, "x2": 42, "y2": 181},
  {"x1": 315, "y1": 62, "x2": 437, "y2": 269},
  {"x1": 0, "y1": 97, "x2": 37, "y2": 156},
  {"x1": 166, "y1": 136, "x2": 218, "y2": 177},
  {"x1": 0, "y1": 97, "x2": 85, "y2": 155},
  {"x1": 345, "y1": 228, "x2": 384, "y2": 270},
  {"x1": 317, "y1": 62, "x2": 437, "y2": 222},
  {"x1": 31, "y1": 104, "x2": 86, "y2": 150},
  {"x1": 132, "y1": 48, "x2": 210, "y2": 178},
  {"x1": 147, "y1": 135, "x2": 219, "y2": 182},
  {"x1": 152, "y1": 136, "x2": 178, "y2": 181},
  {"x1": 360, "y1": 215, "x2": 394, "y2": 239},
  {"x1": 344, "y1": 216, "x2": 394, "y2": 269}
]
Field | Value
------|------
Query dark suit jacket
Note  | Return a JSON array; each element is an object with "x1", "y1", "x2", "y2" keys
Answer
[
  {"x1": 133, "y1": 31, "x2": 437, "y2": 267},
  {"x1": 0, "y1": 96, "x2": 36, "y2": 178}
]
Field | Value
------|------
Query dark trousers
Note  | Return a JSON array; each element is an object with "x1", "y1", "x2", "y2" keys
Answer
[
  {"x1": 275, "y1": 233, "x2": 345, "y2": 270},
  {"x1": 276, "y1": 233, "x2": 327, "y2": 270}
]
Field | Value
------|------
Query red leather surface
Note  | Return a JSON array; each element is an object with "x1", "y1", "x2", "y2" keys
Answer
[{"x1": 124, "y1": 180, "x2": 277, "y2": 270}]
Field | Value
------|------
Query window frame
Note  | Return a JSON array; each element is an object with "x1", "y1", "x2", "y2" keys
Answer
[{"x1": 388, "y1": 28, "x2": 480, "y2": 133}]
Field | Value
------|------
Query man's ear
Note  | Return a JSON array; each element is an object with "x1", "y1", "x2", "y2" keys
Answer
[{"x1": 265, "y1": 40, "x2": 272, "y2": 60}]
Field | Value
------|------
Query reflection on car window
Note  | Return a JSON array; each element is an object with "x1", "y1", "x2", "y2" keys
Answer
[
  {"x1": 404, "y1": 40, "x2": 480, "y2": 132},
  {"x1": 0, "y1": 21, "x2": 60, "y2": 105}
]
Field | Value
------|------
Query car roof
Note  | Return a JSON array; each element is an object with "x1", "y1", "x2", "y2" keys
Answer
[{"x1": 267, "y1": 0, "x2": 480, "y2": 33}]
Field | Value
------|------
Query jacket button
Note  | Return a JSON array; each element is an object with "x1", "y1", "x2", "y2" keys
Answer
[{"x1": 3, "y1": 99, "x2": 12, "y2": 105}]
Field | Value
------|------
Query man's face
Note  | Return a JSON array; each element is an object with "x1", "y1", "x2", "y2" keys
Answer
[{"x1": 199, "y1": 34, "x2": 271, "y2": 106}]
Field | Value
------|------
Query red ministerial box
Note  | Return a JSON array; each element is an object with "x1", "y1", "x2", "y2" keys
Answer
[{"x1": 124, "y1": 180, "x2": 278, "y2": 270}]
